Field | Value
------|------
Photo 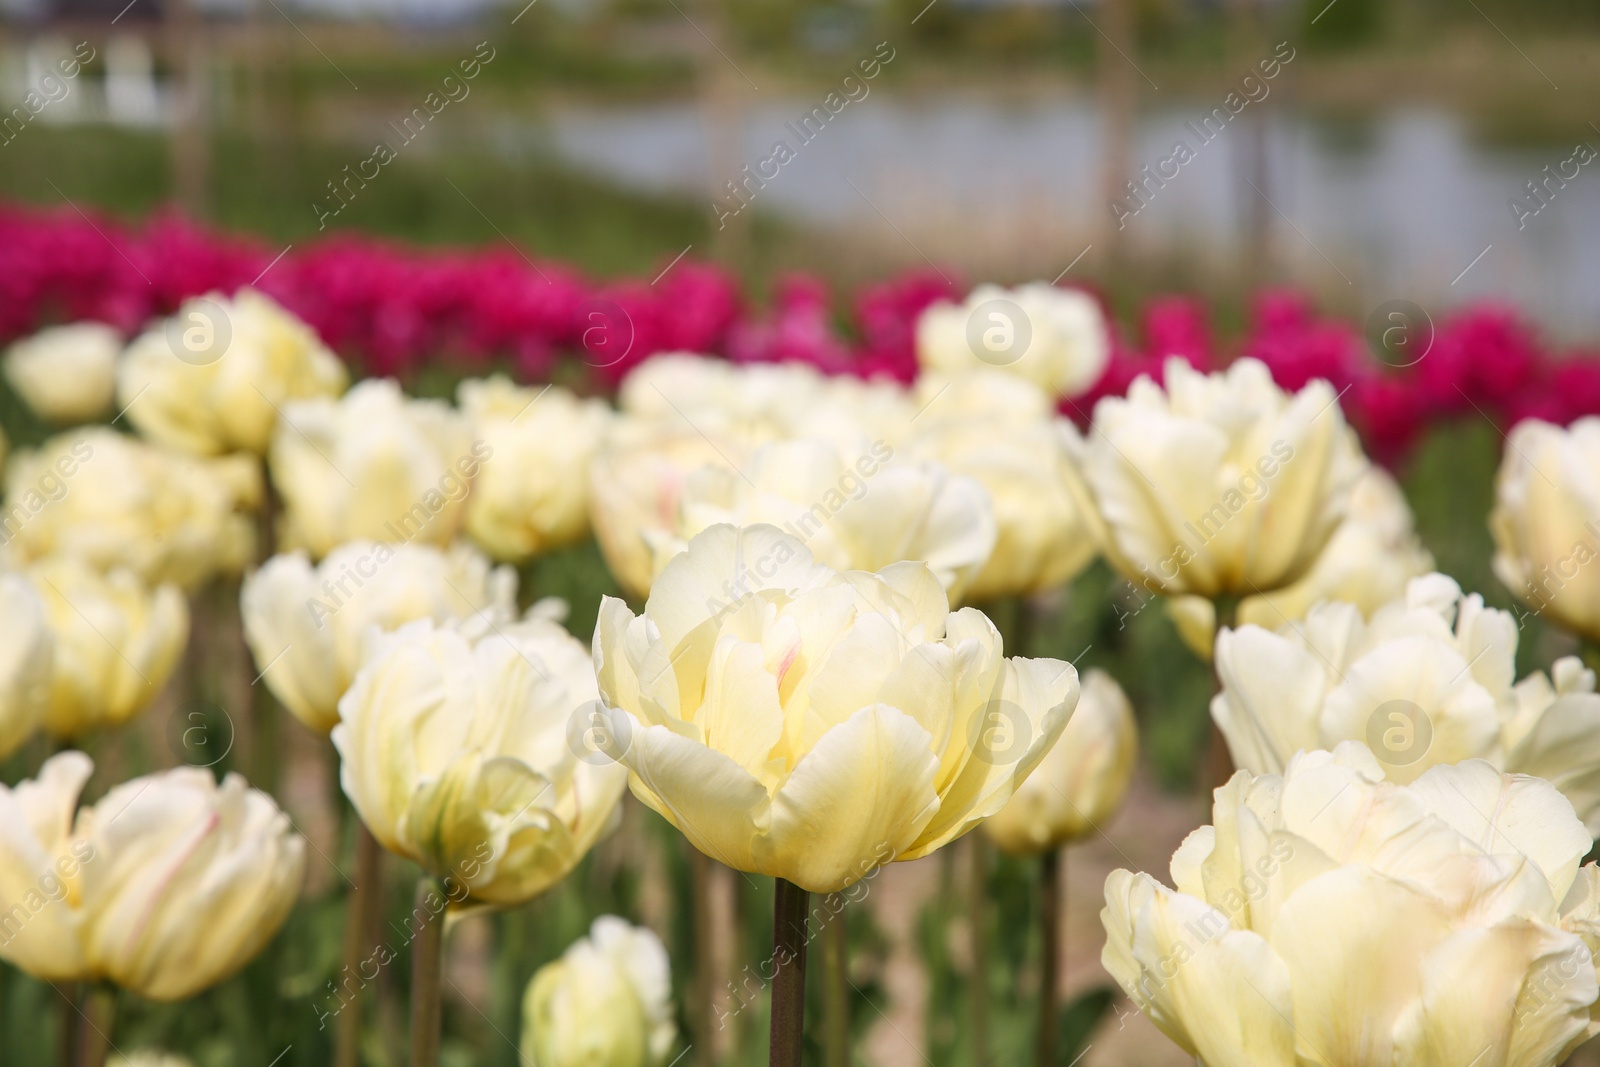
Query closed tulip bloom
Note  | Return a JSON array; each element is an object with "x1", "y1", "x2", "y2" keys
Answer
[
  {"x1": 1167, "y1": 466, "x2": 1434, "y2": 658},
  {"x1": 0, "y1": 573, "x2": 53, "y2": 759},
  {"x1": 521, "y1": 916, "x2": 676, "y2": 1067},
  {"x1": 1212, "y1": 572, "x2": 1600, "y2": 830},
  {"x1": 241, "y1": 541, "x2": 517, "y2": 734},
  {"x1": 270, "y1": 379, "x2": 480, "y2": 558},
  {"x1": 0, "y1": 752, "x2": 305, "y2": 1001},
  {"x1": 117, "y1": 288, "x2": 347, "y2": 456},
  {"x1": 4, "y1": 428, "x2": 259, "y2": 590},
  {"x1": 1492, "y1": 417, "x2": 1600, "y2": 642},
  {"x1": 30, "y1": 556, "x2": 188, "y2": 741},
  {"x1": 647, "y1": 437, "x2": 997, "y2": 603},
  {"x1": 1103, "y1": 743, "x2": 1600, "y2": 1067},
  {"x1": 593, "y1": 524, "x2": 1079, "y2": 893},
  {"x1": 458, "y1": 376, "x2": 612, "y2": 563},
  {"x1": 1080, "y1": 357, "x2": 1367, "y2": 599},
  {"x1": 985, "y1": 669, "x2": 1136, "y2": 855},
  {"x1": 334, "y1": 617, "x2": 627, "y2": 906},
  {"x1": 910, "y1": 371, "x2": 1099, "y2": 601},
  {"x1": 917, "y1": 283, "x2": 1109, "y2": 397},
  {"x1": 5, "y1": 322, "x2": 120, "y2": 424}
]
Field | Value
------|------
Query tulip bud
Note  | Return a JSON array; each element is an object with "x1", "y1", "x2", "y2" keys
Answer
[
  {"x1": 594, "y1": 523, "x2": 1080, "y2": 893},
  {"x1": 5, "y1": 322, "x2": 120, "y2": 424},
  {"x1": 521, "y1": 916, "x2": 677, "y2": 1067},
  {"x1": 457, "y1": 375, "x2": 612, "y2": 563},
  {"x1": 1104, "y1": 743, "x2": 1600, "y2": 1067},
  {"x1": 241, "y1": 540, "x2": 517, "y2": 734},
  {"x1": 985, "y1": 669, "x2": 1137, "y2": 855},
  {"x1": 1080, "y1": 357, "x2": 1368, "y2": 599},
  {"x1": 30, "y1": 557, "x2": 187, "y2": 741},
  {"x1": 1491, "y1": 417, "x2": 1600, "y2": 643},
  {"x1": 917, "y1": 283, "x2": 1110, "y2": 398},
  {"x1": 117, "y1": 288, "x2": 347, "y2": 456},
  {"x1": 270, "y1": 379, "x2": 478, "y2": 558},
  {"x1": 0, "y1": 752, "x2": 306, "y2": 1001},
  {"x1": 334, "y1": 617, "x2": 627, "y2": 906}
]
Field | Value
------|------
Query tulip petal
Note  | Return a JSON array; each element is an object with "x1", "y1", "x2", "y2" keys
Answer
[
  {"x1": 1407, "y1": 760, "x2": 1593, "y2": 905},
  {"x1": 1101, "y1": 869, "x2": 1297, "y2": 1067},
  {"x1": 621, "y1": 718, "x2": 769, "y2": 876},
  {"x1": 1269, "y1": 865, "x2": 1454, "y2": 1066},
  {"x1": 1392, "y1": 920, "x2": 1595, "y2": 1067},
  {"x1": 760, "y1": 705, "x2": 940, "y2": 893}
]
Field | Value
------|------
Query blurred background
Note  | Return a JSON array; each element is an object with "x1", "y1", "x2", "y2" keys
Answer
[
  {"x1": 1, "y1": 1, "x2": 1597, "y2": 1065},
  {"x1": 1, "y1": 0, "x2": 1596, "y2": 329}
]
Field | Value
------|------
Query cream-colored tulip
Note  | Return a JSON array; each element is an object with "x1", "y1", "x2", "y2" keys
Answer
[
  {"x1": 241, "y1": 540, "x2": 517, "y2": 734},
  {"x1": 0, "y1": 752, "x2": 305, "y2": 1001},
  {"x1": 4, "y1": 322, "x2": 120, "y2": 424},
  {"x1": 646, "y1": 436, "x2": 997, "y2": 603},
  {"x1": 1212, "y1": 572, "x2": 1600, "y2": 830},
  {"x1": 118, "y1": 288, "x2": 347, "y2": 456},
  {"x1": 1492, "y1": 417, "x2": 1600, "y2": 642},
  {"x1": 4, "y1": 428, "x2": 259, "y2": 590},
  {"x1": 0, "y1": 751, "x2": 95, "y2": 981},
  {"x1": 334, "y1": 616, "x2": 626, "y2": 906},
  {"x1": 521, "y1": 916, "x2": 676, "y2": 1067},
  {"x1": 0, "y1": 573, "x2": 52, "y2": 759},
  {"x1": 271, "y1": 378, "x2": 479, "y2": 558},
  {"x1": 985, "y1": 669, "x2": 1136, "y2": 855},
  {"x1": 593, "y1": 524, "x2": 1079, "y2": 893},
  {"x1": 31, "y1": 556, "x2": 187, "y2": 740},
  {"x1": 458, "y1": 375, "x2": 612, "y2": 563},
  {"x1": 917, "y1": 283, "x2": 1109, "y2": 397},
  {"x1": 1103, "y1": 743, "x2": 1600, "y2": 1067},
  {"x1": 1167, "y1": 465, "x2": 1434, "y2": 657},
  {"x1": 620, "y1": 352, "x2": 918, "y2": 453},
  {"x1": 1080, "y1": 356, "x2": 1367, "y2": 599},
  {"x1": 909, "y1": 370, "x2": 1099, "y2": 601},
  {"x1": 590, "y1": 416, "x2": 752, "y2": 601},
  {"x1": 82, "y1": 763, "x2": 305, "y2": 999}
]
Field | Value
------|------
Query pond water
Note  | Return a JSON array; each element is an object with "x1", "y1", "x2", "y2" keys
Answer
[{"x1": 509, "y1": 93, "x2": 1600, "y2": 338}]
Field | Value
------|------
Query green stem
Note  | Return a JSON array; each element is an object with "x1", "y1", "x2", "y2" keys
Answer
[
  {"x1": 969, "y1": 835, "x2": 991, "y2": 1067},
  {"x1": 768, "y1": 878, "x2": 810, "y2": 1067},
  {"x1": 336, "y1": 819, "x2": 385, "y2": 1067},
  {"x1": 1207, "y1": 595, "x2": 1242, "y2": 788},
  {"x1": 75, "y1": 985, "x2": 113, "y2": 1067},
  {"x1": 1034, "y1": 849, "x2": 1062, "y2": 1067},
  {"x1": 409, "y1": 877, "x2": 447, "y2": 1067},
  {"x1": 53, "y1": 982, "x2": 77, "y2": 1067},
  {"x1": 690, "y1": 847, "x2": 718, "y2": 1067},
  {"x1": 822, "y1": 893, "x2": 849, "y2": 1067}
]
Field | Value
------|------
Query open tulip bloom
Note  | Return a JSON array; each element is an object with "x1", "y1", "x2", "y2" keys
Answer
[
  {"x1": 592, "y1": 523, "x2": 1079, "y2": 1060},
  {"x1": 1213, "y1": 573, "x2": 1600, "y2": 832},
  {"x1": 1104, "y1": 742, "x2": 1600, "y2": 1067},
  {"x1": 1080, "y1": 356, "x2": 1368, "y2": 603},
  {"x1": 0, "y1": 752, "x2": 305, "y2": 1002}
]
